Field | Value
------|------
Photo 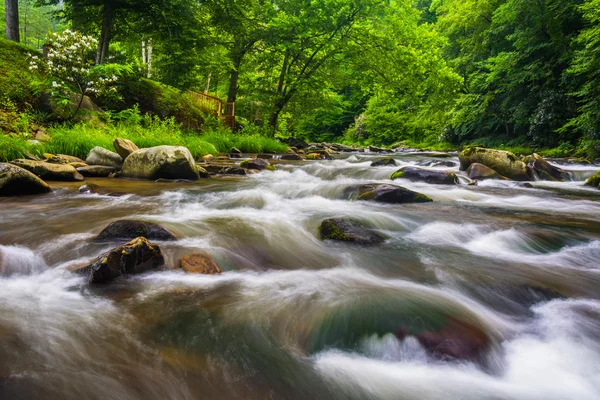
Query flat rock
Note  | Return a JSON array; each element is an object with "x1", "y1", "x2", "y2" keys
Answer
[
  {"x1": 343, "y1": 183, "x2": 433, "y2": 204},
  {"x1": 96, "y1": 220, "x2": 178, "y2": 241},
  {"x1": 10, "y1": 159, "x2": 83, "y2": 181},
  {"x1": 391, "y1": 166, "x2": 459, "y2": 185},
  {"x1": 77, "y1": 165, "x2": 117, "y2": 177}
]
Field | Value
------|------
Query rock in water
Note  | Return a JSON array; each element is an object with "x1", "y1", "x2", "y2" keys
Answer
[
  {"x1": 77, "y1": 166, "x2": 117, "y2": 177},
  {"x1": 240, "y1": 158, "x2": 271, "y2": 170},
  {"x1": 78, "y1": 237, "x2": 164, "y2": 284},
  {"x1": 522, "y1": 153, "x2": 569, "y2": 181},
  {"x1": 231, "y1": 147, "x2": 242, "y2": 154},
  {"x1": 113, "y1": 138, "x2": 139, "y2": 160},
  {"x1": 86, "y1": 146, "x2": 123, "y2": 168},
  {"x1": 390, "y1": 166, "x2": 458, "y2": 185},
  {"x1": 280, "y1": 154, "x2": 304, "y2": 161},
  {"x1": 343, "y1": 183, "x2": 432, "y2": 204},
  {"x1": 96, "y1": 220, "x2": 178, "y2": 241},
  {"x1": 465, "y1": 163, "x2": 508, "y2": 180},
  {"x1": 122, "y1": 146, "x2": 202, "y2": 180},
  {"x1": 368, "y1": 145, "x2": 387, "y2": 153},
  {"x1": 10, "y1": 159, "x2": 83, "y2": 181},
  {"x1": 0, "y1": 163, "x2": 51, "y2": 196},
  {"x1": 371, "y1": 158, "x2": 397, "y2": 167},
  {"x1": 585, "y1": 171, "x2": 600, "y2": 189},
  {"x1": 319, "y1": 218, "x2": 386, "y2": 245},
  {"x1": 459, "y1": 147, "x2": 531, "y2": 181},
  {"x1": 46, "y1": 154, "x2": 86, "y2": 165},
  {"x1": 179, "y1": 252, "x2": 222, "y2": 274}
]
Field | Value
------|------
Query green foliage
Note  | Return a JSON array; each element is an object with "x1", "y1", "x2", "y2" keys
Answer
[{"x1": 0, "y1": 38, "x2": 42, "y2": 109}]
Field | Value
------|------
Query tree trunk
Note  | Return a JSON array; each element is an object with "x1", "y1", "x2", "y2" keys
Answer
[
  {"x1": 71, "y1": 0, "x2": 84, "y2": 32},
  {"x1": 227, "y1": 59, "x2": 241, "y2": 103},
  {"x1": 268, "y1": 50, "x2": 290, "y2": 132},
  {"x1": 5, "y1": 0, "x2": 20, "y2": 42},
  {"x1": 96, "y1": 1, "x2": 115, "y2": 65}
]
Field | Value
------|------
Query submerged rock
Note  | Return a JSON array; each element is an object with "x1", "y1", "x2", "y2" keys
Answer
[
  {"x1": 77, "y1": 165, "x2": 117, "y2": 177},
  {"x1": 390, "y1": 166, "x2": 458, "y2": 185},
  {"x1": 113, "y1": 138, "x2": 139, "y2": 160},
  {"x1": 86, "y1": 146, "x2": 123, "y2": 168},
  {"x1": 0, "y1": 163, "x2": 51, "y2": 196},
  {"x1": 96, "y1": 220, "x2": 178, "y2": 241},
  {"x1": 78, "y1": 237, "x2": 164, "y2": 284},
  {"x1": 240, "y1": 158, "x2": 270, "y2": 171},
  {"x1": 179, "y1": 252, "x2": 222, "y2": 274},
  {"x1": 459, "y1": 147, "x2": 531, "y2": 181},
  {"x1": 371, "y1": 158, "x2": 397, "y2": 167},
  {"x1": 465, "y1": 163, "x2": 508, "y2": 180},
  {"x1": 319, "y1": 218, "x2": 386, "y2": 245},
  {"x1": 522, "y1": 153, "x2": 569, "y2": 181},
  {"x1": 343, "y1": 183, "x2": 432, "y2": 204},
  {"x1": 122, "y1": 146, "x2": 204, "y2": 180},
  {"x1": 10, "y1": 159, "x2": 83, "y2": 181},
  {"x1": 584, "y1": 171, "x2": 600, "y2": 189}
]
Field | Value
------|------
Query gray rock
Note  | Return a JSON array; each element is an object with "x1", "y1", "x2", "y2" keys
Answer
[{"x1": 86, "y1": 146, "x2": 123, "y2": 168}]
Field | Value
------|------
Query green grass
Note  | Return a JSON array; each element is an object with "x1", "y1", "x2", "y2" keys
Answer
[{"x1": 0, "y1": 39, "x2": 43, "y2": 110}]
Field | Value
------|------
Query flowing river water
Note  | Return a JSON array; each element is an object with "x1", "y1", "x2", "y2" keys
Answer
[{"x1": 1, "y1": 152, "x2": 600, "y2": 400}]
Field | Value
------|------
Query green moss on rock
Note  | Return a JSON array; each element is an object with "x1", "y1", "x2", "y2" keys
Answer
[{"x1": 584, "y1": 171, "x2": 600, "y2": 189}]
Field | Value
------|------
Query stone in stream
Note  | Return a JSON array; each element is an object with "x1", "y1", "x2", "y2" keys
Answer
[
  {"x1": 319, "y1": 218, "x2": 386, "y2": 245},
  {"x1": 343, "y1": 183, "x2": 432, "y2": 204},
  {"x1": 76, "y1": 237, "x2": 165, "y2": 284},
  {"x1": 0, "y1": 163, "x2": 51, "y2": 196},
  {"x1": 77, "y1": 165, "x2": 118, "y2": 177},
  {"x1": 368, "y1": 145, "x2": 387, "y2": 153},
  {"x1": 306, "y1": 152, "x2": 331, "y2": 160},
  {"x1": 585, "y1": 171, "x2": 600, "y2": 189},
  {"x1": 230, "y1": 147, "x2": 242, "y2": 154},
  {"x1": 280, "y1": 153, "x2": 304, "y2": 161},
  {"x1": 465, "y1": 163, "x2": 509, "y2": 180},
  {"x1": 522, "y1": 153, "x2": 569, "y2": 181},
  {"x1": 391, "y1": 166, "x2": 459, "y2": 185},
  {"x1": 257, "y1": 154, "x2": 274, "y2": 159},
  {"x1": 113, "y1": 138, "x2": 139, "y2": 160},
  {"x1": 370, "y1": 158, "x2": 397, "y2": 167},
  {"x1": 179, "y1": 252, "x2": 222, "y2": 274},
  {"x1": 46, "y1": 154, "x2": 86, "y2": 165},
  {"x1": 10, "y1": 159, "x2": 84, "y2": 181},
  {"x1": 459, "y1": 147, "x2": 532, "y2": 181},
  {"x1": 240, "y1": 158, "x2": 271, "y2": 171},
  {"x1": 96, "y1": 220, "x2": 178, "y2": 241},
  {"x1": 122, "y1": 145, "x2": 207, "y2": 180},
  {"x1": 86, "y1": 146, "x2": 123, "y2": 168}
]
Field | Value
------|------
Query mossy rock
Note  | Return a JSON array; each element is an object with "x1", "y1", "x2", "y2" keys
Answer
[
  {"x1": 240, "y1": 158, "x2": 270, "y2": 170},
  {"x1": 319, "y1": 218, "x2": 386, "y2": 245},
  {"x1": 459, "y1": 147, "x2": 531, "y2": 181},
  {"x1": 10, "y1": 159, "x2": 84, "y2": 181},
  {"x1": 0, "y1": 162, "x2": 51, "y2": 196},
  {"x1": 390, "y1": 166, "x2": 458, "y2": 185},
  {"x1": 465, "y1": 163, "x2": 508, "y2": 180},
  {"x1": 522, "y1": 153, "x2": 569, "y2": 181},
  {"x1": 343, "y1": 183, "x2": 432, "y2": 204},
  {"x1": 584, "y1": 171, "x2": 600, "y2": 189},
  {"x1": 96, "y1": 220, "x2": 178, "y2": 241},
  {"x1": 371, "y1": 157, "x2": 397, "y2": 167},
  {"x1": 122, "y1": 145, "x2": 202, "y2": 180}
]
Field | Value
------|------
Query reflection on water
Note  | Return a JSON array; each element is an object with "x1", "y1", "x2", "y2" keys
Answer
[{"x1": 0, "y1": 153, "x2": 599, "y2": 399}]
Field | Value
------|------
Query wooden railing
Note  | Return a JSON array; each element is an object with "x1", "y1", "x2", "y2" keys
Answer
[{"x1": 188, "y1": 91, "x2": 235, "y2": 131}]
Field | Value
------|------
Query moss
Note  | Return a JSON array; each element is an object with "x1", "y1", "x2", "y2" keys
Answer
[
  {"x1": 390, "y1": 171, "x2": 404, "y2": 180},
  {"x1": 414, "y1": 193, "x2": 434, "y2": 202},
  {"x1": 320, "y1": 220, "x2": 352, "y2": 241},
  {"x1": 357, "y1": 190, "x2": 377, "y2": 201},
  {"x1": 240, "y1": 160, "x2": 249, "y2": 168},
  {"x1": 584, "y1": 171, "x2": 600, "y2": 189},
  {"x1": 266, "y1": 165, "x2": 276, "y2": 171},
  {"x1": 0, "y1": 39, "x2": 43, "y2": 110}
]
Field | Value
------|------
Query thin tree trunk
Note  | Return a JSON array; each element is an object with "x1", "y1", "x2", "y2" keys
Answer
[
  {"x1": 227, "y1": 60, "x2": 241, "y2": 103},
  {"x1": 204, "y1": 72, "x2": 212, "y2": 93},
  {"x1": 5, "y1": 0, "x2": 20, "y2": 42},
  {"x1": 96, "y1": 1, "x2": 115, "y2": 65},
  {"x1": 147, "y1": 38, "x2": 152, "y2": 77},
  {"x1": 268, "y1": 50, "x2": 290, "y2": 132}
]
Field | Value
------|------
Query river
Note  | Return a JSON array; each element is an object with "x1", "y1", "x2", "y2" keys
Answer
[{"x1": 1, "y1": 152, "x2": 599, "y2": 400}]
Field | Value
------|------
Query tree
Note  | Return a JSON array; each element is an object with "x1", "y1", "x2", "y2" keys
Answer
[{"x1": 5, "y1": 0, "x2": 20, "y2": 42}]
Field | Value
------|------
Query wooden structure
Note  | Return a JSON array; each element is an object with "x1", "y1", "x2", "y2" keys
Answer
[{"x1": 189, "y1": 91, "x2": 235, "y2": 131}]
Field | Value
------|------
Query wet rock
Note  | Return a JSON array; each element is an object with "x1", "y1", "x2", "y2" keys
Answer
[
  {"x1": 179, "y1": 252, "x2": 222, "y2": 274},
  {"x1": 330, "y1": 144, "x2": 356, "y2": 152},
  {"x1": 46, "y1": 154, "x2": 86, "y2": 164},
  {"x1": 368, "y1": 145, "x2": 387, "y2": 153},
  {"x1": 10, "y1": 159, "x2": 83, "y2": 181},
  {"x1": 519, "y1": 182, "x2": 535, "y2": 188},
  {"x1": 196, "y1": 165, "x2": 210, "y2": 178},
  {"x1": 391, "y1": 166, "x2": 459, "y2": 185},
  {"x1": 77, "y1": 165, "x2": 117, "y2": 177},
  {"x1": 522, "y1": 153, "x2": 569, "y2": 181},
  {"x1": 257, "y1": 154, "x2": 273, "y2": 159},
  {"x1": 231, "y1": 147, "x2": 242, "y2": 154},
  {"x1": 319, "y1": 218, "x2": 386, "y2": 245},
  {"x1": 280, "y1": 153, "x2": 304, "y2": 161},
  {"x1": 282, "y1": 137, "x2": 309, "y2": 149},
  {"x1": 86, "y1": 146, "x2": 123, "y2": 168},
  {"x1": 122, "y1": 146, "x2": 203, "y2": 180},
  {"x1": 204, "y1": 165, "x2": 247, "y2": 175},
  {"x1": 465, "y1": 163, "x2": 508, "y2": 180},
  {"x1": 240, "y1": 158, "x2": 270, "y2": 171},
  {"x1": 113, "y1": 138, "x2": 139, "y2": 160},
  {"x1": 421, "y1": 152, "x2": 453, "y2": 158},
  {"x1": 78, "y1": 183, "x2": 100, "y2": 194},
  {"x1": 306, "y1": 152, "x2": 332, "y2": 160},
  {"x1": 343, "y1": 183, "x2": 433, "y2": 204},
  {"x1": 69, "y1": 162, "x2": 88, "y2": 168},
  {"x1": 459, "y1": 147, "x2": 531, "y2": 181},
  {"x1": 370, "y1": 158, "x2": 397, "y2": 167},
  {"x1": 96, "y1": 220, "x2": 178, "y2": 241},
  {"x1": 78, "y1": 237, "x2": 164, "y2": 284},
  {"x1": 584, "y1": 171, "x2": 600, "y2": 189},
  {"x1": 0, "y1": 163, "x2": 51, "y2": 196},
  {"x1": 201, "y1": 154, "x2": 216, "y2": 162}
]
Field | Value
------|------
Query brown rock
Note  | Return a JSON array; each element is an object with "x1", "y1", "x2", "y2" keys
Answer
[
  {"x1": 179, "y1": 252, "x2": 222, "y2": 274},
  {"x1": 0, "y1": 163, "x2": 51, "y2": 196},
  {"x1": 113, "y1": 138, "x2": 139, "y2": 160},
  {"x1": 9, "y1": 159, "x2": 83, "y2": 181}
]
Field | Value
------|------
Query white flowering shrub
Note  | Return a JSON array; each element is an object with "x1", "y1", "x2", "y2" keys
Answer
[{"x1": 29, "y1": 30, "x2": 119, "y2": 118}]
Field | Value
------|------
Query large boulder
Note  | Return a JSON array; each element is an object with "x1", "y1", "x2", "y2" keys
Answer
[
  {"x1": 86, "y1": 146, "x2": 123, "y2": 168},
  {"x1": 584, "y1": 171, "x2": 600, "y2": 189},
  {"x1": 240, "y1": 158, "x2": 271, "y2": 171},
  {"x1": 113, "y1": 138, "x2": 139, "y2": 160},
  {"x1": 78, "y1": 237, "x2": 164, "y2": 284},
  {"x1": 46, "y1": 154, "x2": 86, "y2": 165},
  {"x1": 522, "y1": 153, "x2": 569, "y2": 181},
  {"x1": 10, "y1": 159, "x2": 83, "y2": 181},
  {"x1": 179, "y1": 252, "x2": 222, "y2": 274},
  {"x1": 319, "y1": 218, "x2": 386, "y2": 245},
  {"x1": 465, "y1": 163, "x2": 508, "y2": 180},
  {"x1": 0, "y1": 163, "x2": 51, "y2": 196},
  {"x1": 343, "y1": 183, "x2": 432, "y2": 204},
  {"x1": 77, "y1": 165, "x2": 117, "y2": 177},
  {"x1": 371, "y1": 158, "x2": 397, "y2": 167},
  {"x1": 459, "y1": 147, "x2": 531, "y2": 181},
  {"x1": 122, "y1": 146, "x2": 203, "y2": 180},
  {"x1": 96, "y1": 220, "x2": 178, "y2": 241},
  {"x1": 390, "y1": 166, "x2": 458, "y2": 185}
]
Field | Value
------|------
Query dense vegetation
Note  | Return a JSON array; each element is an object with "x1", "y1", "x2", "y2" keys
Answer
[{"x1": 1, "y1": 0, "x2": 600, "y2": 159}]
